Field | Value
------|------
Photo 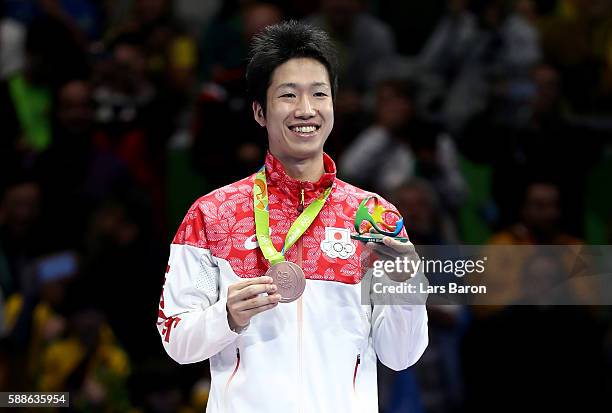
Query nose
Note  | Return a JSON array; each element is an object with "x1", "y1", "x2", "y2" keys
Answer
[{"x1": 295, "y1": 95, "x2": 315, "y2": 118}]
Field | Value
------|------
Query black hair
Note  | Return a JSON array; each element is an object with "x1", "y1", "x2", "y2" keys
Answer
[{"x1": 246, "y1": 20, "x2": 338, "y2": 115}]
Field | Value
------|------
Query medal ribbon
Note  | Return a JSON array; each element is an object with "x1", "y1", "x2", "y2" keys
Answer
[{"x1": 253, "y1": 166, "x2": 332, "y2": 265}]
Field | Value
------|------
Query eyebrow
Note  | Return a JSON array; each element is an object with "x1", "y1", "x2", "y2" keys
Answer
[{"x1": 276, "y1": 82, "x2": 330, "y2": 90}]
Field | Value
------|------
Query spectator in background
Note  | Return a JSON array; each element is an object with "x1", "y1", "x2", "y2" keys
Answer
[
  {"x1": 392, "y1": 179, "x2": 459, "y2": 245},
  {"x1": 418, "y1": 0, "x2": 477, "y2": 89},
  {"x1": 38, "y1": 307, "x2": 131, "y2": 411},
  {"x1": 0, "y1": 2, "x2": 25, "y2": 80},
  {"x1": 339, "y1": 78, "x2": 417, "y2": 195},
  {"x1": 109, "y1": 0, "x2": 200, "y2": 155},
  {"x1": 304, "y1": 0, "x2": 397, "y2": 152},
  {"x1": 340, "y1": 78, "x2": 467, "y2": 214},
  {"x1": 111, "y1": 0, "x2": 177, "y2": 66},
  {"x1": 0, "y1": 15, "x2": 89, "y2": 161},
  {"x1": 94, "y1": 32, "x2": 156, "y2": 130},
  {"x1": 198, "y1": 1, "x2": 282, "y2": 84},
  {"x1": 4, "y1": 251, "x2": 78, "y2": 386},
  {"x1": 484, "y1": 0, "x2": 543, "y2": 126},
  {"x1": 538, "y1": 0, "x2": 612, "y2": 113},
  {"x1": 520, "y1": 251, "x2": 574, "y2": 303},
  {"x1": 442, "y1": 0, "x2": 542, "y2": 131},
  {"x1": 472, "y1": 181, "x2": 595, "y2": 316},
  {"x1": 462, "y1": 63, "x2": 602, "y2": 233},
  {"x1": 489, "y1": 181, "x2": 579, "y2": 245},
  {"x1": 502, "y1": 0, "x2": 541, "y2": 73},
  {"x1": 173, "y1": 0, "x2": 222, "y2": 37},
  {"x1": 304, "y1": 0, "x2": 396, "y2": 95},
  {"x1": 79, "y1": 198, "x2": 165, "y2": 362},
  {"x1": 35, "y1": 79, "x2": 101, "y2": 249},
  {"x1": 92, "y1": 32, "x2": 168, "y2": 232},
  {"x1": 34, "y1": 78, "x2": 143, "y2": 251},
  {"x1": 192, "y1": 2, "x2": 283, "y2": 189},
  {"x1": 413, "y1": 0, "x2": 478, "y2": 117},
  {"x1": 0, "y1": 177, "x2": 43, "y2": 297}
]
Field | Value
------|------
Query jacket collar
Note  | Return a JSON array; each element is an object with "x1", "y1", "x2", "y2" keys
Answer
[{"x1": 264, "y1": 151, "x2": 336, "y2": 200}]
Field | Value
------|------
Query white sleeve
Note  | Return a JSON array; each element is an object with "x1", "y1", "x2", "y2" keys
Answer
[
  {"x1": 157, "y1": 243, "x2": 239, "y2": 364},
  {"x1": 371, "y1": 297, "x2": 429, "y2": 371},
  {"x1": 367, "y1": 198, "x2": 429, "y2": 371}
]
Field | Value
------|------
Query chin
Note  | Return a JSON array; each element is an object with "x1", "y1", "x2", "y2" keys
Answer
[
  {"x1": 287, "y1": 143, "x2": 325, "y2": 159},
  {"x1": 272, "y1": 137, "x2": 326, "y2": 160}
]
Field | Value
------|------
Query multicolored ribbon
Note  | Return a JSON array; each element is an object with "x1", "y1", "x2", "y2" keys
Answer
[{"x1": 253, "y1": 166, "x2": 332, "y2": 265}]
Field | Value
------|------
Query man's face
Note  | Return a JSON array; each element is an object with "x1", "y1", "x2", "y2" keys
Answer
[
  {"x1": 376, "y1": 85, "x2": 413, "y2": 132},
  {"x1": 253, "y1": 57, "x2": 334, "y2": 163},
  {"x1": 395, "y1": 186, "x2": 435, "y2": 236},
  {"x1": 0, "y1": 182, "x2": 41, "y2": 238},
  {"x1": 57, "y1": 80, "x2": 94, "y2": 135},
  {"x1": 522, "y1": 183, "x2": 561, "y2": 234},
  {"x1": 530, "y1": 64, "x2": 560, "y2": 115}
]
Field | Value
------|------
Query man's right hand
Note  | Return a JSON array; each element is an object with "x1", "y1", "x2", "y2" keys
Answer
[{"x1": 227, "y1": 276, "x2": 281, "y2": 332}]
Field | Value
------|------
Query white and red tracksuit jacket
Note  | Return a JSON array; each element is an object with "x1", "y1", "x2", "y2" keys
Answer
[{"x1": 157, "y1": 151, "x2": 428, "y2": 413}]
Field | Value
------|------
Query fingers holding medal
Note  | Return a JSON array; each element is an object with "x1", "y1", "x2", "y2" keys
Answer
[
  {"x1": 227, "y1": 276, "x2": 281, "y2": 332},
  {"x1": 266, "y1": 261, "x2": 306, "y2": 303}
]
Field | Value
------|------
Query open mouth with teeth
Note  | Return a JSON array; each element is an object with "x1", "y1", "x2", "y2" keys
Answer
[{"x1": 288, "y1": 124, "x2": 321, "y2": 135}]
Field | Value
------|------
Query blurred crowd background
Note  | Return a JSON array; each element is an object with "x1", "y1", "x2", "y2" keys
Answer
[{"x1": 1, "y1": 0, "x2": 611, "y2": 411}]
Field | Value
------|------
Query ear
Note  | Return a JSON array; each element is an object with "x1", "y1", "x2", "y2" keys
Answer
[{"x1": 252, "y1": 101, "x2": 266, "y2": 127}]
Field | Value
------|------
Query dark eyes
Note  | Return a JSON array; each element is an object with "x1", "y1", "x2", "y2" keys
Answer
[{"x1": 278, "y1": 92, "x2": 329, "y2": 98}]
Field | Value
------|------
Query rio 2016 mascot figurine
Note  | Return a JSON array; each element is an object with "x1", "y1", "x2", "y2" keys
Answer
[{"x1": 352, "y1": 196, "x2": 409, "y2": 243}]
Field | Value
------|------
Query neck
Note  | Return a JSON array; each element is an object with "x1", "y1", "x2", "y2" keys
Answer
[{"x1": 274, "y1": 151, "x2": 325, "y2": 182}]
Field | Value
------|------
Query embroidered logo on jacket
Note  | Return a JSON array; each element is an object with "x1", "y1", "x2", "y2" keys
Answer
[
  {"x1": 320, "y1": 227, "x2": 356, "y2": 259},
  {"x1": 243, "y1": 234, "x2": 259, "y2": 250},
  {"x1": 243, "y1": 228, "x2": 272, "y2": 250}
]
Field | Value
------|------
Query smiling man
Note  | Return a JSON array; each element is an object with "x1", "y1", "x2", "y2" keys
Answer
[
  {"x1": 254, "y1": 57, "x2": 333, "y2": 181},
  {"x1": 157, "y1": 21, "x2": 428, "y2": 412}
]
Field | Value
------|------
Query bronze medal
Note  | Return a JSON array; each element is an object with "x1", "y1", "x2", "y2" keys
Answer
[{"x1": 266, "y1": 261, "x2": 306, "y2": 303}]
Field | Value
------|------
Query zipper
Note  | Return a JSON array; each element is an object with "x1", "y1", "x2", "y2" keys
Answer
[
  {"x1": 353, "y1": 354, "x2": 361, "y2": 391},
  {"x1": 223, "y1": 348, "x2": 241, "y2": 412},
  {"x1": 297, "y1": 187, "x2": 305, "y2": 212},
  {"x1": 297, "y1": 235, "x2": 304, "y2": 413}
]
